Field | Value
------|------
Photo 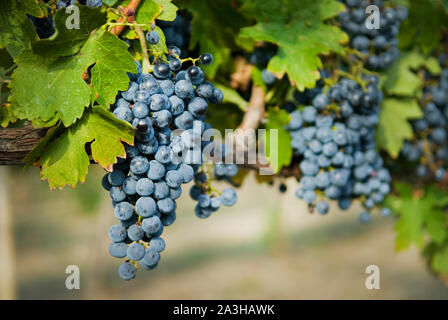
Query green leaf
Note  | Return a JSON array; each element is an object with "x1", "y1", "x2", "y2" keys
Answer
[
  {"x1": 394, "y1": 199, "x2": 425, "y2": 251},
  {"x1": 376, "y1": 98, "x2": 423, "y2": 158},
  {"x1": 36, "y1": 107, "x2": 134, "y2": 189},
  {"x1": 424, "y1": 209, "x2": 447, "y2": 245},
  {"x1": 264, "y1": 108, "x2": 292, "y2": 173},
  {"x1": 215, "y1": 84, "x2": 248, "y2": 112},
  {"x1": 0, "y1": 0, "x2": 39, "y2": 58},
  {"x1": 176, "y1": 0, "x2": 250, "y2": 78},
  {"x1": 0, "y1": 49, "x2": 14, "y2": 126},
  {"x1": 8, "y1": 6, "x2": 107, "y2": 126},
  {"x1": 22, "y1": 0, "x2": 44, "y2": 17},
  {"x1": 0, "y1": 105, "x2": 16, "y2": 128},
  {"x1": 9, "y1": 27, "x2": 136, "y2": 126},
  {"x1": 432, "y1": 246, "x2": 448, "y2": 276},
  {"x1": 24, "y1": 122, "x2": 63, "y2": 167},
  {"x1": 389, "y1": 184, "x2": 448, "y2": 251},
  {"x1": 31, "y1": 6, "x2": 106, "y2": 57},
  {"x1": 9, "y1": 48, "x2": 92, "y2": 127},
  {"x1": 154, "y1": 0, "x2": 178, "y2": 21},
  {"x1": 382, "y1": 51, "x2": 441, "y2": 97},
  {"x1": 240, "y1": 0, "x2": 348, "y2": 90},
  {"x1": 83, "y1": 30, "x2": 137, "y2": 107},
  {"x1": 398, "y1": 0, "x2": 448, "y2": 54},
  {"x1": 135, "y1": 0, "x2": 162, "y2": 23}
]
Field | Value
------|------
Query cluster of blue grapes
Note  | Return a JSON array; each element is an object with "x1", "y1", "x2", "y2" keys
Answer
[
  {"x1": 287, "y1": 73, "x2": 392, "y2": 222},
  {"x1": 401, "y1": 55, "x2": 448, "y2": 182},
  {"x1": 102, "y1": 47, "x2": 239, "y2": 280},
  {"x1": 339, "y1": 0, "x2": 408, "y2": 71},
  {"x1": 188, "y1": 162, "x2": 238, "y2": 218}
]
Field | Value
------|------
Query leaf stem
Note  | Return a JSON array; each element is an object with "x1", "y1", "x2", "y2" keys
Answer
[{"x1": 135, "y1": 26, "x2": 151, "y2": 74}]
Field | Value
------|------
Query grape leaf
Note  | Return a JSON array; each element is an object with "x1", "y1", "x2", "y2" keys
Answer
[
  {"x1": 9, "y1": 47, "x2": 89, "y2": 126},
  {"x1": 34, "y1": 106, "x2": 134, "y2": 189},
  {"x1": 398, "y1": 0, "x2": 448, "y2": 54},
  {"x1": 386, "y1": 184, "x2": 448, "y2": 251},
  {"x1": 376, "y1": 98, "x2": 422, "y2": 158},
  {"x1": 0, "y1": 49, "x2": 14, "y2": 126},
  {"x1": 9, "y1": 27, "x2": 136, "y2": 127},
  {"x1": 424, "y1": 209, "x2": 448, "y2": 245},
  {"x1": 83, "y1": 30, "x2": 138, "y2": 107},
  {"x1": 240, "y1": 0, "x2": 348, "y2": 91},
  {"x1": 432, "y1": 246, "x2": 448, "y2": 277},
  {"x1": 382, "y1": 51, "x2": 441, "y2": 97},
  {"x1": 135, "y1": 0, "x2": 163, "y2": 23},
  {"x1": 31, "y1": 6, "x2": 106, "y2": 57},
  {"x1": 153, "y1": 0, "x2": 178, "y2": 21},
  {"x1": 0, "y1": 0, "x2": 40, "y2": 58},
  {"x1": 394, "y1": 195, "x2": 425, "y2": 251},
  {"x1": 24, "y1": 122, "x2": 63, "y2": 168},
  {"x1": 176, "y1": 0, "x2": 250, "y2": 78},
  {"x1": 22, "y1": 0, "x2": 43, "y2": 17},
  {"x1": 264, "y1": 108, "x2": 292, "y2": 173}
]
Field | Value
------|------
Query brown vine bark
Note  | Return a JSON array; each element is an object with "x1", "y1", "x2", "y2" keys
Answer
[{"x1": 0, "y1": 123, "x2": 46, "y2": 165}]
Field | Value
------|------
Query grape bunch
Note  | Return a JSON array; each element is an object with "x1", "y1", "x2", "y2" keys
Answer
[
  {"x1": 102, "y1": 49, "x2": 239, "y2": 280},
  {"x1": 189, "y1": 162, "x2": 238, "y2": 219},
  {"x1": 338, "y1": 0, "x2": 408, "y2": 71},
  {"x1": 401, "y1": 54, "x2": 448, "y2": 182},
  {"x1": 287, "y1": 72, "x2": 392, "y2": 222}
]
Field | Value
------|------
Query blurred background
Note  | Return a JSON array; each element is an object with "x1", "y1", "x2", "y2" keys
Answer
[{"x1": 0, "y1": 165, "x2": 447, "y2": 300}]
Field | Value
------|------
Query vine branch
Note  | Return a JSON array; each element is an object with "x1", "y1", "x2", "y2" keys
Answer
[
  {"x1": 110, "y1": 0, "x2": 141, "y2": 36},
  {"x1": 238, "y1": 85, "x2": 266, "y2": 131},
  {"x1": 0, "y1": 123, "x2": 47, "y2": 165}
]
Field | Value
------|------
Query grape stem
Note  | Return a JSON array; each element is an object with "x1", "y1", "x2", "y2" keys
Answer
[
  {"x1": 180, "y1": 57, "x2": 199, "y2": 64},
  {"x1": 135, "y1": 25, "x2": 151, "y2": 74}
]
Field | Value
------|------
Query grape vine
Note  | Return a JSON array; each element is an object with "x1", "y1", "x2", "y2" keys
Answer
[{"x1": 1, "y1": 0, "x2": 448, "y2": 283}]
